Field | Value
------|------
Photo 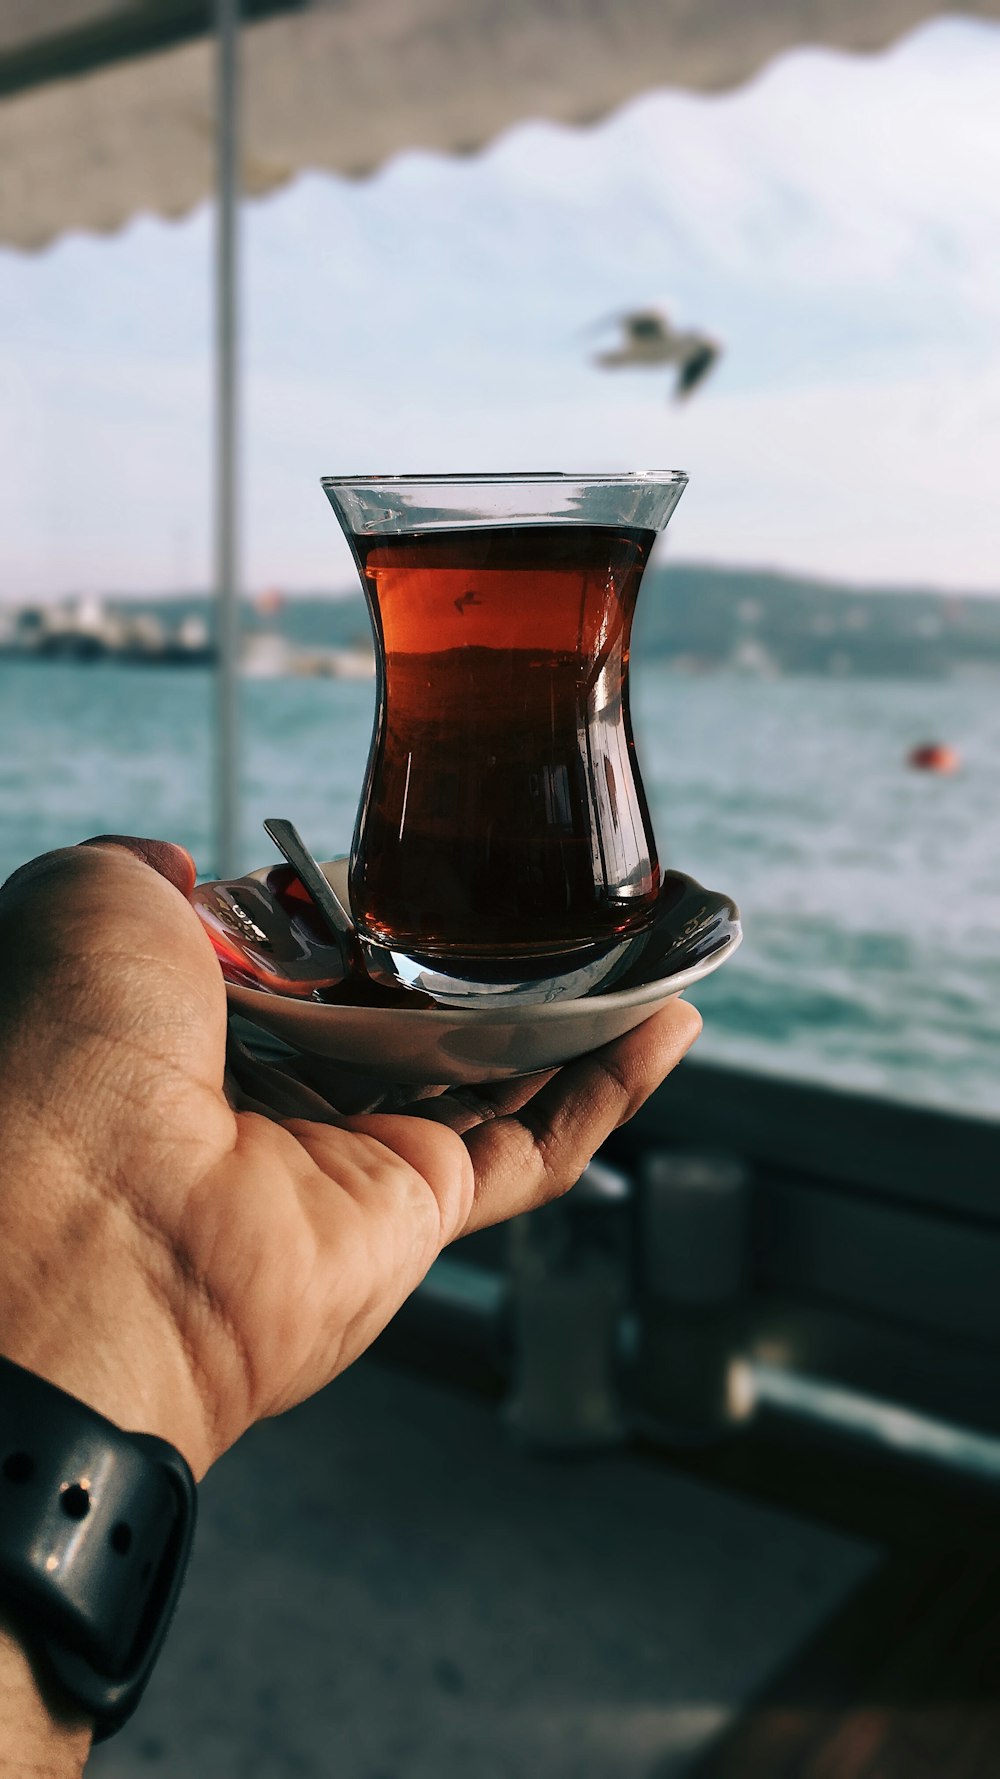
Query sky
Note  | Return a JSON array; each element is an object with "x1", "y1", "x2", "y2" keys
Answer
[{"x1": 0, "y1": 16, "x2": 998, "y2": 600}]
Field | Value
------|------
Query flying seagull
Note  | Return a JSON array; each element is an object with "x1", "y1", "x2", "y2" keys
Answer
[{"x1": 591, "y1": 309, "x2": 722, "y2": 400}]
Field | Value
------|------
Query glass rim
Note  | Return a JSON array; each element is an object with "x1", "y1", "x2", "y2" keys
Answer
[{"x1": 320, "y1": 469, "x2": 688, "y2": 489}]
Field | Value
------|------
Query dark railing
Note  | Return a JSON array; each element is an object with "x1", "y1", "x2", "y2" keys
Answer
[{"x1": 380, "y1": 1060, "x2": 1000, "y2": 1477}]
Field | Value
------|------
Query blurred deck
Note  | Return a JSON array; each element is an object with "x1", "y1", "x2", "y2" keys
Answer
[
  {"x1": 91, "y1": 1359, "x2": 874, "y2": 1779},
  {"x1": 694, "y1": 1546, "x2": 1000, "y2": 1779}
]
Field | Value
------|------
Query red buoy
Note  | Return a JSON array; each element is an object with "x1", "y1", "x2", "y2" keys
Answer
[{"x1": 907, "y1": 742, "x2": 960, "y2": 774}]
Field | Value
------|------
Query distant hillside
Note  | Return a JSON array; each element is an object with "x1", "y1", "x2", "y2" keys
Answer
[
  {"x1": 113, "y1": 564, "x2": 1000, "y2": 679},
  {"x1": 632, "y1": 563, "x2": 1000, "y2": 677}
]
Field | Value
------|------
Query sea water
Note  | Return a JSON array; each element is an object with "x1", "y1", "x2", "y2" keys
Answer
[{"x1": 2, "y1": 658, "x2": 997, "y2": 1120}]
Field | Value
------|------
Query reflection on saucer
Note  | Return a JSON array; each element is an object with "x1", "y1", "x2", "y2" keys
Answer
[{"x1": 193, "y1": 857, "x2": 741, "y2": 1086}]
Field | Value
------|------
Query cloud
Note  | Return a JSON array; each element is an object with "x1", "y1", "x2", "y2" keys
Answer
[{"x1": 0, "y1": 17, "x2": 997, "y2": 597}]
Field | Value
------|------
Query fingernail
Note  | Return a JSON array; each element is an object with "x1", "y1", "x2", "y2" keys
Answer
[{"x1": 80, "y1": 836, "x2": 197, "y2": 896}]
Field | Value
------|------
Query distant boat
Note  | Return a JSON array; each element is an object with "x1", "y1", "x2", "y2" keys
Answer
[
  {"x1": 907, "y1": 742, "x2": 961, "y2": 774},
  {"x1": 241, "y1": 631, "x2": 374, "y2": 680},
  {"x1": 0, "y1": 596, "x2": 215, "y2": 665}
]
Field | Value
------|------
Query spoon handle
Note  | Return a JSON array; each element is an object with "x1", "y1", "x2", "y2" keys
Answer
[{"x1": 263, "y1": 818, "x2": 356, "y2": 941}]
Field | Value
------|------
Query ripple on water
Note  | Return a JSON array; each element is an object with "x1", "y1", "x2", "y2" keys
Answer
[{"x1": 1, "y1": 660, "x2": 997, "y2": 1120}]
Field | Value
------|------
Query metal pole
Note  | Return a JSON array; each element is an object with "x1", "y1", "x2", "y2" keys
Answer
[{"x1": 214, "y1": 0, "x2": 240, "y2": 877}]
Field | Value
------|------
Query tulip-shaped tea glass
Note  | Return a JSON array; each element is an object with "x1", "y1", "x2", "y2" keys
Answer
[{"x1": 322, "y1": 472, "x2": 687, "y2": 982}]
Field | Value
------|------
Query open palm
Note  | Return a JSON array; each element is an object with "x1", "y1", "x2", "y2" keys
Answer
[{"x1": 0, "y1": 838, "x2": 699, "y2": 1477}]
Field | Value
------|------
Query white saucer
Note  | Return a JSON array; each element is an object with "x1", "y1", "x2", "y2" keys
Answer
[{"x1": 202, "y1": 858, "x2": 741, "y2": 1086}]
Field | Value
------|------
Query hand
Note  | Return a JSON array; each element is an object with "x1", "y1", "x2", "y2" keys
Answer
[
  {"x1": 0, "y1": 837, "x2": 700, "y2": 1478},
  {"x1": 0, "y1": 835, "x2": 699, "y2": 1768}
]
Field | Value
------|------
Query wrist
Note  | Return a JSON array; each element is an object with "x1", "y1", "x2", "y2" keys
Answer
[
  {"x1": 0, "y1": 1156, "x2": 218, "y2": 1480},
  {"x1": 0, "y1": 1611, "x2": 91, "y2": 1778},
  {"x1": 0, "y1": 1316, "x2": 213, "y2": 1481}
]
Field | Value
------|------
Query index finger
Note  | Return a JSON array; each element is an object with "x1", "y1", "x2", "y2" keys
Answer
[
  {"x1": 457, "y1": 998, "x2": 701, "y2": 1235},
  {"x1": 80, "y1": 834, "x2": 198, "y2": 896}
]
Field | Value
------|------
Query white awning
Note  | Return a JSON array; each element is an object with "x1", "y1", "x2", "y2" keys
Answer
[{"x1": 3, "y1": 0, "x2": 998, "y2": 251}]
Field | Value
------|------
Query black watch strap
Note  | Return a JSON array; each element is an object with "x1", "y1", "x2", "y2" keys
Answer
[{"x1": 0, "y1": 1355, "x2": 197, "y2": 1741}]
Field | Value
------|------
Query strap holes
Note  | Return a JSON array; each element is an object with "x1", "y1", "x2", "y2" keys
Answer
[
  {"x1": 110, "y1": 1521, "x2": 132, "y2": 1555},
  {"x1": 60, "y1": 1483, "x2": 91, "y2": 1520}
]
